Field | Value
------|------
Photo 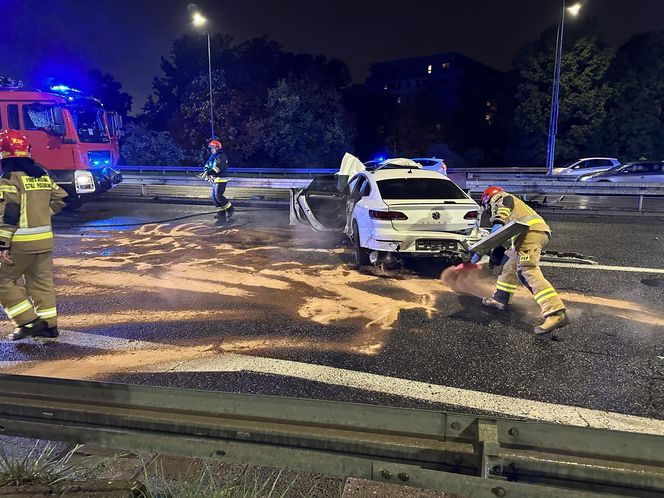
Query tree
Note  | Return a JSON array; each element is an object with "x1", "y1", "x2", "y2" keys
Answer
[
  {"x1": 263, "y1": 77, "x2": 353, "y2": 166},
  {"x1": 602, "y1": 31, "x2": 664, "y2": 160},
  {"x1": 85, "y1": 69, "x2": 132, "y2": 117},
  {"x1": 119, "y1": 122, "x2": 185, "y2": 166},
  {"x1": 147, "y1": 34, "x2": 234, "y2": 131},
  {"x1": 177, "y1": 69, "x2": 265, "y2": 164},
  {"x1": 511, "y1": 23, "x2": 614, "y2": 165},
  {"x1": 145, "y1": 35, "x2": 354, "y2": 166}
]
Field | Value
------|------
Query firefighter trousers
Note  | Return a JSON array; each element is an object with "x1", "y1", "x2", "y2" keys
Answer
[
  {"x1": 493, "y1": 231, "x2": 566, "y2": 317},
  {"x1": 212, "y1": 179, "x2": 232, "y2": 211},
  {"x1": 0, "y1": 252, "x2": 57, "y2": 327}
]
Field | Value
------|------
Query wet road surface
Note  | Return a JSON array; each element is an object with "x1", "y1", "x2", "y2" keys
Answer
[{"x1": 1, "y1": 201, "x2": 662, "y2": 434}]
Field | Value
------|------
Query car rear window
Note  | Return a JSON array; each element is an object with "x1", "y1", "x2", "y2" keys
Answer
[{"x1": 377, "y1": 178, "x2": 467, "y2": 200}]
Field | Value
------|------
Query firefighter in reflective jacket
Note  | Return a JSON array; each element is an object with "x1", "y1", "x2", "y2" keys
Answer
[
  {"x1": 480, "y1": 186, "x2": 569, "y2": 335},
  {"x1": 0, "y1": 130, "x2": 67, "y2": 340},
  {"x1": 200, "y1": 139, "x2": 233, "y2": 218}
]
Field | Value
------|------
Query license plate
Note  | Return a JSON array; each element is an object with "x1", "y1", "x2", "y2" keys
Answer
[{"x1": 416, "y1": 239, "x2": 458, "y2": 251}]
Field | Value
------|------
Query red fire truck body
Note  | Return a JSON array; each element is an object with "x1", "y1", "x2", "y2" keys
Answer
[{"x1": 0, "y1": 86, "x2": 122, "y2": 201}]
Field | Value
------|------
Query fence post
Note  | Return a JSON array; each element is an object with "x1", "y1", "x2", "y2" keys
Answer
[{"x1": 638, "y1": 195, "x2": 644, "y2": 212}]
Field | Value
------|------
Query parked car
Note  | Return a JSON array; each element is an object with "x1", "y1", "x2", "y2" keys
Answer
[
  {"x1": 553, "y1": 157, "x2": 620, "y2": 177},
  {"x1": 290, "y1": 154, "x2": 485, "y2": 266},
  {"x1": 578, "y1": 161, "x2": 664, "y2": 182}
]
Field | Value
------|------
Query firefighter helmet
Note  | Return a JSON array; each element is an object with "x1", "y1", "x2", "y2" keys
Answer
[
  {"x1": 208, "y1": 139, "x2": 223, "y2": 151},
  {"x1": 481, "y1": 186, "x2": 504, "y2": 209},
  {"x1": 0, "y1": 129, "x2": 31, "y2": 159}
]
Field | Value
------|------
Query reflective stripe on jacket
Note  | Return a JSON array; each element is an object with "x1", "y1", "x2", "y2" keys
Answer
[
  {"x1": 0, "y1": 171, "x2": 68, "y2": 253},
  {"x1": 204, "y1": 151, "x2": 229, "y2": 178},
  {"x1": 489, "y1": 192, "x2": 550, "y2": 233}
]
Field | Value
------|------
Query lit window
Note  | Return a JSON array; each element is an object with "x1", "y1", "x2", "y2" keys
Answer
[
  {"x1": 397, "y1": 97, "x2": 402, "y2": 104},
  {"x1": 384, "y1": 84, "x2": 388, "y2": 90},
  {"x1": 427, "y1": 64, "x2": 432, "y2": 74},
  {"x1": 442, "y1": 63, "x2": 450, "y2": 69}
]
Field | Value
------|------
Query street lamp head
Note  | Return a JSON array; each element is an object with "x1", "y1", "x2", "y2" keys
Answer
[
  {"x1": 566, "y1": 2, "x2": 582, "y2": 16},
  {"x1": 192, "y1": 11, "x2": 207, "y2": 27}
]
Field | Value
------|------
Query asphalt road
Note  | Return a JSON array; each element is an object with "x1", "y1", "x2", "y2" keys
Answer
[{"x1": 1, "y1": 200, "x2": 662, "y2": 435}]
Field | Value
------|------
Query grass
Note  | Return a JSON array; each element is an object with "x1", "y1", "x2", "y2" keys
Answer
[
  {"x1": 137, "y1": 459, "x2": 320, "y2": 498},
  {"x1": 0, "y1": 441, "x2": 87, "y2": 489},
  {"x1": 0, "y1": 443, "x2": 334, "y2": 497}
]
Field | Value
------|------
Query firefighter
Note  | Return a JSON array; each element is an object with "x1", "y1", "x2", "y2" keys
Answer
[
  {"x1": 200, "y1": 139, "x2": 233, "y2": 218},
  {"x1": 479, "y1": 186, "x2": 569, "y2": 335},
  {"x1": 0, "y1": 130, "x2": 68, "y2": 340}
]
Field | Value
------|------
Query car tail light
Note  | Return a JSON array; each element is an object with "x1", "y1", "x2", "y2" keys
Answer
[
  {"x1": 464, "y1": 210, "x2": 478, "y2": 220},
  {"x1": 369, "y1": 210, "x2": 408, "y2": 220}
]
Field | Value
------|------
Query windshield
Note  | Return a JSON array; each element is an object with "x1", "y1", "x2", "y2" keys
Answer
[
  {"x1": 377, "y1": 178, "x2": 467, "y2": 200},
  {"x1": 70, "y1": 106, "x2": 109, "y2": 143}
]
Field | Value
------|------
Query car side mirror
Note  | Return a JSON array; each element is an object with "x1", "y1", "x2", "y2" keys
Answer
[
  {"x1": 46, "y1": 107, "x2": 66, "y2": 136},
  {"x1": 46, "y1": 124, "x2": 66, "y2": 136}
]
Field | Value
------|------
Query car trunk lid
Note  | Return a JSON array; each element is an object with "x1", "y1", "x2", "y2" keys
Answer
[{"x1": 382, "y1": 199, "x2": 479, "y2": 232}]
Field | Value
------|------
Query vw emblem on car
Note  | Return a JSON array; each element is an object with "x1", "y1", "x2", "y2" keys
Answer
[{"x1": 432, "y1": 211, "x2": 441, "y2": 220}]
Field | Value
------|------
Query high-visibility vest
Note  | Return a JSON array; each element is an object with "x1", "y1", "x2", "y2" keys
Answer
[{"x1": 0, "y1": 171, "x2": 68, "y2": 254}]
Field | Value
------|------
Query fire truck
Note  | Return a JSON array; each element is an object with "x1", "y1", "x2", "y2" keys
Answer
[{"x1": 0, "y1": 81, "x2": 123, "y2": 205}]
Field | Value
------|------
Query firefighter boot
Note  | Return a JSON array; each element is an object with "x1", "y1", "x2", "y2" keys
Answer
[
  {"x1": 40, "y1": 326, "x2": 59, "y2": 339},
  {"x1": 8, "y1": 320, "x2": 49, "y2": 341},
  {"x1": 534, "y1": 311, "x2": 569, "y2": 335},
  {"x1": 482, "y1": 296, "x2": 507, "y2": 311}
]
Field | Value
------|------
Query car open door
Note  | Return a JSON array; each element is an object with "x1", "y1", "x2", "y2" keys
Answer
[{"x1": 290, "y1": 175, "x2": 348, "y2": 232}]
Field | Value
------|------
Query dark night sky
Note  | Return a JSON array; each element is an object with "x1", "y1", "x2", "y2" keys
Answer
[{"x1": 2, "y1": 0, "x2": 663, "y2": 114}]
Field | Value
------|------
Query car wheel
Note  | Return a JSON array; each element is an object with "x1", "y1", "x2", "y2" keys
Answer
[{"x1": 352, "y1": 221, "x2": 370, "y2": 266}]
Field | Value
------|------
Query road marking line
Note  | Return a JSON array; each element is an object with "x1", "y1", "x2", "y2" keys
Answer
[
  {"x1": 0, "y1": 361, "x2": 28, "y2": 369},
  {"x1": 541, "y1": 262, "x2": 664, "y2": 274},
  {"x1": 51, "y1": 330, "x2": 162, "y2": 350},
  {"x1": 165, "y1": 353, "x2": 664, "y2": 436},
  {"x1": 0, "y1": 330, "x2": 160, "y2": 358}
]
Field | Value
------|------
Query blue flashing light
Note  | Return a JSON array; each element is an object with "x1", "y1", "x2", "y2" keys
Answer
[
  {"x1": 104, "y1": 160, "x2": 110, "y2": 165},
  {"x1": 50, "y1": 84, "x2": 82, "y2": 94},
  {"x1": 93, "y1": 161, "x2": 100, "y2": 166},
  {"x1": 376, "y1": 156, "x2": 385, "y2": 162}
]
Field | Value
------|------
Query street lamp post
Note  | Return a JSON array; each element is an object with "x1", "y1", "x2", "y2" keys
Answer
[
  {"x1": 192, "y1": 11, "x2": 214, "y2": 140},
  {"x1": 546, "y1": 1, "x2": 582, "y2": 175}
]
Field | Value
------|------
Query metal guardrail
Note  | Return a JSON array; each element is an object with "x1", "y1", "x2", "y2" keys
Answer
[
  {"x1": 466, "y1": 179, "x2": 664, "y2": 211},
  {"x1": 120, "y1": 174, "x2": 310, "y2": 193},
  {"x1": 113, "y1": 169, "x2": 663, "y2": 212},
  {"x1": 117, "y1": 165, "x2": 337, "y2": 177},
  {"x1": 117, "y1": 165, "x2": 549, "y2": 177},
  {"x1": 0, "y1": 374, "x2": 662, "y2": 497}
]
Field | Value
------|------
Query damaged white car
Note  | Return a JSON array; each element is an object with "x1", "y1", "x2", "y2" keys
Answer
[{"x1": 290, "y1": 154, "x2": 486, "y2": 267}]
